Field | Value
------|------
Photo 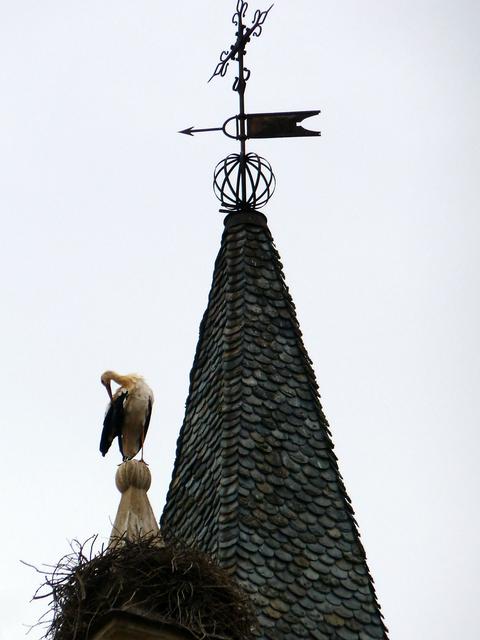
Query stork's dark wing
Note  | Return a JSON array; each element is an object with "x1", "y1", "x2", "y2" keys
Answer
[
  {"x1": 143, "y1": 396, "x2": 153, "y2": 440},
  {"x1": 100, "y1": 391, "x2": 127, "y2": 457}
]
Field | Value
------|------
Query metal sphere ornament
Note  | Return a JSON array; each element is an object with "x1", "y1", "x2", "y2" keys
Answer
[{"x1": 213, "y1": 152, "x2": 276, "y2": 212}]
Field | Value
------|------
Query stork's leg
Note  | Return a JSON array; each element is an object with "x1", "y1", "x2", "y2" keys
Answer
[{"x1": 140, "y1": 427, "x2": 147, "y2": 464}]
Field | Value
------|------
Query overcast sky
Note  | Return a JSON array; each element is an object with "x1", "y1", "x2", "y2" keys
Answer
[{"x1": 1, "y1": 1, "x2": 479, "y2": 638}]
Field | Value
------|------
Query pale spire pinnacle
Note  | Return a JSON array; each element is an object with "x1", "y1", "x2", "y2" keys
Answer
[{"x1": 109, "y1": 460, "x2": 162, "y2": 547}]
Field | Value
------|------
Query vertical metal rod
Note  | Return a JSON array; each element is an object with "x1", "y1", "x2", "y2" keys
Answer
[{"x1": 237, "y1": 13, "x2": 247, "y2": 209}]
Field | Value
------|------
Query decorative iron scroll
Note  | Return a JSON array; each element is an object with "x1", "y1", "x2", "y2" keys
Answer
[{"x1": 208, "y1": 1, "x2": 274, "y2": 84}]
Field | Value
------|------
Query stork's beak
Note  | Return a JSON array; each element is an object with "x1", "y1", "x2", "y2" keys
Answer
[{"x1": 103, "y1": 381, "x2": 113, "y2": 401}]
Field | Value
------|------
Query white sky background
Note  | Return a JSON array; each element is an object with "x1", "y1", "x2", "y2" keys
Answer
[{"x1": 0, "y1": 0, "x2": 479, "y2": 637}]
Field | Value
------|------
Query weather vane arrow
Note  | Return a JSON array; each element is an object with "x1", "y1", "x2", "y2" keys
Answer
[
  {"x1": 179, "y1": 1, "x2": 321, "y2": 214},
  {"x1": 178, "y1": 126, "x2": 224, "y2": 137},
  {"x1": 179, "y1": 111, "x2": 321, "y2": 139}
]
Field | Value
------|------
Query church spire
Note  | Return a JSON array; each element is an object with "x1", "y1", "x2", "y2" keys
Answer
[
  {"x1": 163, "y1": 4, "x2": 388, "y2": 638},
  {"x1": 161, "y1": 216, "x2": 388, "y2": 640}
]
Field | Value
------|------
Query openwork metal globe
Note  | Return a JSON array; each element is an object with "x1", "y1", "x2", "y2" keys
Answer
[{"x1": 213, "y1": 152, "x2": 275, "y2": 212}]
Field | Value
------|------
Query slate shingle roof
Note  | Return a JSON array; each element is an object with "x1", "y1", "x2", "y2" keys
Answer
[{"x1": 161, "y1": 214, "x2": 388, "y2": 640}]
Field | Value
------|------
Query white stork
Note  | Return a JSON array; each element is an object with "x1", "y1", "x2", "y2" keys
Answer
[{"x1": 100, "y1": 370, "x2": 154, "y2": 462}]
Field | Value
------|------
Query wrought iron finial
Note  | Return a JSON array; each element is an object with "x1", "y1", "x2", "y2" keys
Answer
[{"x1": 179, "y1": 2, "x2": 320, "y2": 218}]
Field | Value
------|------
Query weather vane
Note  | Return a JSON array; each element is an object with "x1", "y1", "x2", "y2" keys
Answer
[{"x1": 179, "y1": 0, "x2": 320, "y2": 217}]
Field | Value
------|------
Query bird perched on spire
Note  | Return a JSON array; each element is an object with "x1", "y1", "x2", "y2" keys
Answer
[{"x1": 100, "y1": 370, "x2": 154, "y2": 462}]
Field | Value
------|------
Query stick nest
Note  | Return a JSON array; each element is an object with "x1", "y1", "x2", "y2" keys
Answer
[{"x1": 31, "y1": 535, "x2": 257, "y2": 640}]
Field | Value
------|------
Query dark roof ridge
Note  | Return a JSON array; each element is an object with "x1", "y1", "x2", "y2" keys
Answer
[
  {"x1": 264, "y1": 225, "x2": 388, "y2": 634},
  {"x1": 162, "y1": 224, "x2": 249, "y2": 555},
  {"x1": 216, "y1": 225, "x2": 249, "y2": 572}
]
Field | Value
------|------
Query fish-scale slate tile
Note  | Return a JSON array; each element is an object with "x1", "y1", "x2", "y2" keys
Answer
[{"x1": 161, "y1": 218, "x2": 388, "y2": 639}]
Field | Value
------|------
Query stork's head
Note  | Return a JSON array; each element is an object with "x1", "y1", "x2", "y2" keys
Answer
[
  {"x1": 100, "y1": 370, "x2": 114, "y2": 400},
  {"x1": 101, "y1": 370, "x2": 144, "y2": 398}
]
